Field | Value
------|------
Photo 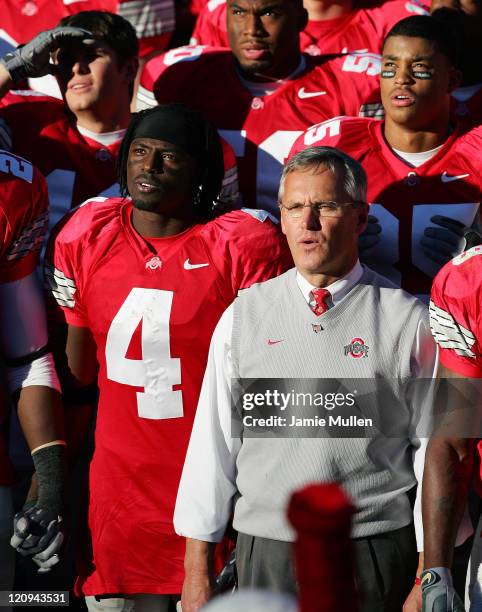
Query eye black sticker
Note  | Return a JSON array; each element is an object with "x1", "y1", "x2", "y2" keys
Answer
[
  {"x1": 381, "y1": 68, "x2": 433, "y2": 79},
  {"x1": 413, "y1": 70, "x2": 432, "y2": 79}
]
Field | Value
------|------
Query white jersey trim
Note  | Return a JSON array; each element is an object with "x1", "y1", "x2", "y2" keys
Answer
[
  {"x1": 6, "y1": 210, "x2": 48, "y2": 262},
  {"x1": 44, "y1": 261, "x2": 77, "y2": 309},
  {"x1": 118, "y1": 0, "x2": 175, "y2": 37},
  {"x1": 429, "y1": 300, "x2": 476, "y2": 358},
  {"x1": 136, "y1": 85, "x2": 158, "y2": 111},
  {"x1": 240, "y1": 208, "x2": 279, "y2": 224}
]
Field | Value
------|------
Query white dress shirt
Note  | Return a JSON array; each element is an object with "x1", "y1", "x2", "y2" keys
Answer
[{"x1": 296, "y1": 260, "x2": 364, "y2": 307}]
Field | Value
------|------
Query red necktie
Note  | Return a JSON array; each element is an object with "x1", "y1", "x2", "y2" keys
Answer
[{"x1": 310, "y1": 288, "x2": 331, "y2": 316}]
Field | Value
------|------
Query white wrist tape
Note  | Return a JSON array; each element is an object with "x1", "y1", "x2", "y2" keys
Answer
[{"x1": 31, "y1": 440, "x2": 67, "y2": 455}]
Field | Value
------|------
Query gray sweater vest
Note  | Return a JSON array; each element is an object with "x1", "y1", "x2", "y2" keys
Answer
[{"x1": 230, "y1": 266, "x2": 430, "y2": 541}]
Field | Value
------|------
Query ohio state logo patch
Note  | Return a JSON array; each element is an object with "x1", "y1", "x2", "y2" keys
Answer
[
  {"x1": 145, "y1": 256, "x2": 162, "y2": 271},
  {"x1": 344, "y1": 338, "x2": 369, "y2": 358}
]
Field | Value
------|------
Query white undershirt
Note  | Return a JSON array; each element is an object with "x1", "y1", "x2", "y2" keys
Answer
[
  {"x1": 392, "y1": 144, "x2": 444, "y2": 168},
  {"x1": 77, "y1": 125, "x2": 126, "y2": 146},
  {"x1": 238, "y1": 57, "x2": 306, "y2": 98}
]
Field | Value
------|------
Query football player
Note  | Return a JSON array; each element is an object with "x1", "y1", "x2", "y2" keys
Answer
[
  {"x1": 0, "y1": 11, "x2": 138, "y2": 233},
  {"x1": 191, "y1": 0, "x2": 429, "y2": 55},
  {"x1": 0, "y1": 0, "x2": 174, "y2": 87},
  {"x1": 45, "y1": 104, "x2": 292, "y2": 612},
  {"x1": 0, "y1": 151, "x2": 65, "y2": 582},
  {"x1": 421, "y1": 245, "x2": 482, "y2": 612},
  {"x1": 290, "y1": 15, "x2": 482, "y2": 299},
  {"x1": 137, "y1": 0, "x2": 383, "y2": 214},
  {"x1": 0, "y1": 11, "x2": 240, "y2": 234}
]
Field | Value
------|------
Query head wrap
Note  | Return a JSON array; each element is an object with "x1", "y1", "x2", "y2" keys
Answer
[{"x1": 130, "y1": 105, "x2": 208, "y2": 164}]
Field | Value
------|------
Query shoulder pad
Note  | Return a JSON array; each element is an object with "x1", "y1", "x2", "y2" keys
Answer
[
  {"x1": 52, "y1": 197, "x2": 122, "y2": 245},
  {"x1": 207, "y1": 0, "x2": 226, "y2": 11},
  {"x1": 162, "y1": 44, "x2": 210, "y2": 67},
  {"x1": 240, "y1": 208, "x2": 279, "y2": 224},
  {"x1": 337, "y1": 51, "x2": 381, "y2": 77},
  {"x1": 452, "y1": 245, "x2": 482, "y2": 267},
  {"x1": 290, "y1": 116, "x2": 372, "y2": 158}
]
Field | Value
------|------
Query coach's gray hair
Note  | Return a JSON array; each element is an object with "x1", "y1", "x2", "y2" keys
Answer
[{"x1": 278, "y1": 146, "x2": 367, "y2": 203}]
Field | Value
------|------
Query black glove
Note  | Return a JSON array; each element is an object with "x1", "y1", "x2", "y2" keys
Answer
[
  {"x1": 463, "y1": 229, "x2": 482, "y2": 251},
  {"x1": 421, "y1": 568, "x2": 465, "y2": 612},
  {"x1": 10, "y1": 444, "x2": 66, "y2": 573},
  {"x1": 358, "y1": 214, "x2": 381, "y2": 255},
  {"x1": 421, "y1": 215, "x2": 482, "y2": 266},
  {"x1": 214, "y1": 549, "x2": 237, "y2": 594},
  {"x1": 11, "y1": 507, "x2": 64, "y2": 573},
  {"x1": 1, "y1": 27, "x2": 94, "y2": 84}
]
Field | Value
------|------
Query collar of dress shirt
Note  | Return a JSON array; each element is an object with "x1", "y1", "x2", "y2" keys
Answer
[{"x1": 296, "y1": 260, "x2": 363, "y2": 307}]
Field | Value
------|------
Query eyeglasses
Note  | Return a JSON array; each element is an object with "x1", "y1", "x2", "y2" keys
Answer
[{"x1": 279, "y1": 201, "x2": 366, "y2": 219}]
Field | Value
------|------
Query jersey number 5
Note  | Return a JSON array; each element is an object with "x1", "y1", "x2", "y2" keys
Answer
[{"x1": 106, "y1": 288, "x2": 183, "y2": 420}]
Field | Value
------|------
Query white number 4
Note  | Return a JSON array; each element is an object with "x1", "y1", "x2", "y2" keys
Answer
[{"x1": 106, "y1": 288, "x2": 183, "y2": 420}]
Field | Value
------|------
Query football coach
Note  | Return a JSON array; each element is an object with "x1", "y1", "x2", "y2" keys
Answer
[{"x1": 174, "y1": 146, "x2": 438, "y2": 612}]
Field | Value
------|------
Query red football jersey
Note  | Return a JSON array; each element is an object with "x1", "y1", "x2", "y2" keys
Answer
[
  {"x1": 0, "y1": 152, "x2": 48, "y2": 284},
  {"x1": 290, "y1": 117, "x2": 482, "y2": 297},
  {"x1": 191, "y1": 0, "x2": 428, "y2": 54},
  {"x1": 138, "y1": 46, "x2": 382, "y2": 212},
  {"x1": 0, "y1": 91, "x2": 240, "y2": 232},
  {"x1": 0, "y1": 0, "x2": 174, "y2": 59},
  {"x1": 0, "y1": 151, "x2": 49, "y2": 485},
  {"x1": 0, "y1": 91, "x2": 121, "y2": 232},
  {"x1": 430, "y1": 248, "x2": 482, "y2": 490},
  {"x1": 46, "y1": 198, "x2": 292, "y2": 595},
  {"x1": 430, "y1": 247, "x2": 482, "y2": 377}
]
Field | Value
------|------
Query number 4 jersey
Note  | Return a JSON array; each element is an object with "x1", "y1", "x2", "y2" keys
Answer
[
  {"x1": 45, "y1": 197, "x2": 292, "y2": 595},
  {"x1": 290, "y1": 116, "x2": 482, "y2": 298}
]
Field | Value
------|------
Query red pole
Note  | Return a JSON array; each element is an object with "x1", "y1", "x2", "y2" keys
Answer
[{"x1": 287, "y1": 483, "x2": 359, "y2": 612}]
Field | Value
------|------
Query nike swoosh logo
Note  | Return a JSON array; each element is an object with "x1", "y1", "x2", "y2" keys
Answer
[
  {"x1": 268, "y1": 339, "x2": 284, "y2": 345},
  {"x1": 184, "y1": 259, "x2": 209, "y2": 270},
  {"x1": 63, "y1": 0, "x2": 88, "y2": 4},
  {"x1": 298, "y1": 88, "x2": 327, "y2": 99},
  {"x1": 421, "y1": 572, "x2": 433, "y2": 587},
  {"x1": 441, "y1": 171, "x2": 469, "y2": 183}
]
